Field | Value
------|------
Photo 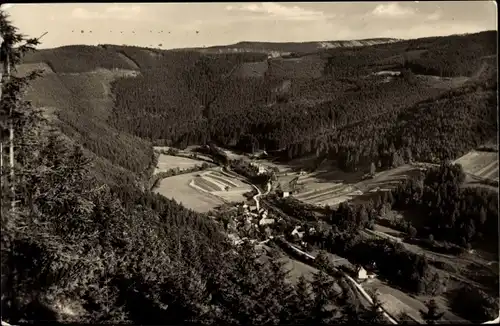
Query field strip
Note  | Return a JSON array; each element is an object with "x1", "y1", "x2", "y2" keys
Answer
[
  {"x1": 294, "y1": 184, "x2": 337, "y2": 198},
  {"x1": 194, "y1": 177, "x2": 223, "y2": 192},
  {"x1": 206, "y1": 173, "x2": 239, "y2": 187},
  {"x1": 315, "y1": 192, "x2": 362, "y2": 206},
  {"x1": 454, "y1": 151, "x2": 479, "y2": 165},
  {"x1": 308, "y1": 188, "x2": 353, "y2": 204},
  {"x1": 476, "y1": 160, "x2": 499, "y2": 177},
  {"x1": 203, "y1": 175, "x2": 231, "y2": 190},
  {"x1": 295, "y1": 183, "x2": 345, "y2": 199},
  {"x1": 212, "y1": 188, "x2": 248, "y2": 195},
  {"x1": 188, "y1": 180, "x2": 228, "y2": 205},
  {"x1": 296, "y1": 184, "x2": 346, "y2": 201},
  {"x1": 307, "y1": 187, "x2": 351, "y2": 203},
  {"x1": 485, "y1": 168, "x2": 499, "y2": 181}
]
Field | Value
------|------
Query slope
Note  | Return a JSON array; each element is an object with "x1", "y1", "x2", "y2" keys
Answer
[{"x1": 21, "y1": 31, "x2": 497, "y2": 177}]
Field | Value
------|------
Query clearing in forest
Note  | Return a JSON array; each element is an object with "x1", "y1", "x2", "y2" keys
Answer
[
  {"x1": 454, "y1": 150, "x2": 499, "y2": 181},
  {"x1": 154, "y1": 171, "x2": 225, "y2": 213},
  {"x1": 192, "y1": 170, "x2": 253, "y2": 203},
  {"x1": 154, "y1": 154, "x2": 207, "y2": 174}
]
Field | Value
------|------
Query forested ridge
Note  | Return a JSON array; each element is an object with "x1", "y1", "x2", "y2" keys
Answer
[{"x1": 22, "y1": 31, "x2": 497, "y2": 175}]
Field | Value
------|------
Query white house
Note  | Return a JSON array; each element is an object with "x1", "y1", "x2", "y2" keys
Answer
[
  {"x1": 259, "y1": 217, "x2": 275, "y2": 226},
  {"x1": 291, "y1": 226, "x2": 304, "y2": 239},
  {"x1": 356, "y1": 266, "x2": 368, "y2": 280},
  {"x1": 281, "y1": 191, "x2": 290, "y2": 198}
]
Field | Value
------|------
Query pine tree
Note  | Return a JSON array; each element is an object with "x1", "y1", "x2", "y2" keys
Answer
[
  {"x1": 309, "y1": 270, "x2": 340, "y2": 325},
  {"x1": 1, "y1": 8, "x2": 40, "y2": 209},
  {"x1": 362, "y1": 290, "x2": 388, "y2": 324},
  {"x1": 287, "y1": 275, "x2": 313, "y2": 324}
]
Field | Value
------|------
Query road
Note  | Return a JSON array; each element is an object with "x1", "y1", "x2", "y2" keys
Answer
[
  {"x1": 221, "y1": 166, "x2": 270, "y2": 210},
  {"x1": 279, "y1": 238, "x2": 399, "y2": 324}
]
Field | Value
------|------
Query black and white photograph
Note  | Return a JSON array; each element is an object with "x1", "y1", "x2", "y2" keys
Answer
[{"x1": 1, "y1": 1, "x2": 498, "y2": 324}]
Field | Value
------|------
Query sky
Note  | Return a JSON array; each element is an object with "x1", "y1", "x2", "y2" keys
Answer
[{"x1": 1, "y1": 2, "x2": 497, "y2": 49}]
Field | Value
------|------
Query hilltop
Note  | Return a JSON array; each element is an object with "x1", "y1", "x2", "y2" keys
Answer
[{"x1": 184, "y1": 38, "x2": 400, "y2": 56}]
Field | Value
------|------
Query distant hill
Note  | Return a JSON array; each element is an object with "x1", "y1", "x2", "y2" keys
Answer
[
  {"x1": 19, "y1": 30, "x2": 497, "y2": 183},
  {"x1": 182, "y1": 38, "x2": 400, "y2": 57}
]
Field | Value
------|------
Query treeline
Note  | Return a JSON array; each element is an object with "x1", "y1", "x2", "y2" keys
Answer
[
  {"x1": 229, "y1": 159, "x2": 271, "y2": 189},
  {"x1": 150, "y1": 162, "x2": 212, "y2": 190}
]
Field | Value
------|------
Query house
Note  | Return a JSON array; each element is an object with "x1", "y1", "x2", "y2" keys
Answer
[
  {"x1": 259, "y1": 217, "x2": 275, "y2": 226},
  {"x1": 291, "y1": 226, "x2": 305, "y2": 239},
  {"x1": 278, "y1": 190, "x2": 290, "y2": 198},
  {"x1": 356, "y1": 266, "x2": 368, "y2": 280}
]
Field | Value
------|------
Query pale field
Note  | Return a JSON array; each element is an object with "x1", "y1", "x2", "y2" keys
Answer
[
  {"x1": 190, "y1": 170, "x2": 253, "y2": 204},
  {"x1": 154, "y1": 171, "x2": 224, "y2": 213},
  {"x1": 454, "y1": 150, "x2": 499, "y2": 180},
  {"x1": 294, "y1": 182, "x2": 361, "y2": 207},
  {"x1": 355, "y1": 164, "x2": 422, "y2": 193},
  {"x1": 154, "y1": 154, "x2": 207, "y2": 174}
]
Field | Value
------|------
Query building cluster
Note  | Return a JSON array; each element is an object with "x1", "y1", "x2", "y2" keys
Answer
[
  {"x1": 249, "y1": 161, "x2": 267, "y2": 175},
  {"x1": 225, "y1": 203, "x2": 280, "y2": 245}
]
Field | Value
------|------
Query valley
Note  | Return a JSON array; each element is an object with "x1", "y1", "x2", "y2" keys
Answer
[{"x1": 1, "y1": 4, "x2": 498, "y2": 325}]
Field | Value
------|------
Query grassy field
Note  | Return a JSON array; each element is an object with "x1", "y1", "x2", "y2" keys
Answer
[
  {"x1": 294, "y1": 183, "x2": 362, "y2": 207},
  {"x1": 154, "y1": 171, "x2": 225, "y2": 212},
  {"x1": 196, "y1": 170, "x2": 253, "y2": 203},
  {"x1": 154, "y1": 169, "x2": 252, "y2": 212},
  {"x1": 454, "y1": 150, "x2": 499, "y2": 181},
  {"x1": 154, "y1": 154, "x2": 207, "y2": 174}
]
